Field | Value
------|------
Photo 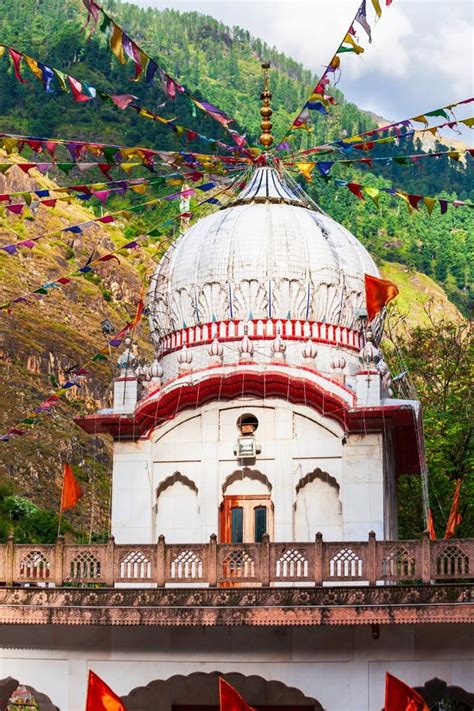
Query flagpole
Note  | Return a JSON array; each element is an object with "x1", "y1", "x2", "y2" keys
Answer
[{"x1": 57, "y1": 464, "x2": 65, "y2": 538}]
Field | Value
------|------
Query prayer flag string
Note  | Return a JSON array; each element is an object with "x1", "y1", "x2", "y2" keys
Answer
[
  {"x1": 274, "y1": 0, "x2": 394, "y2": 147},
  {"x1": 81, "y1": 0, "x2": 248, "y2": 151},
  {"x1": 287, "y1": 166, "x2": 474, "y2": 214},
  {"x1": 0, "y1": 44, "x2": 243, "y2": 155},
  {"x1": 288, "y1": 98, "x2": 474, "y2": 159}
]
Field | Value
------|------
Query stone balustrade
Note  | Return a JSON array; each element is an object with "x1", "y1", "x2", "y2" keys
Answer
[{"x1": 1, "y1": 533, "x2": 472, "y2": 588}]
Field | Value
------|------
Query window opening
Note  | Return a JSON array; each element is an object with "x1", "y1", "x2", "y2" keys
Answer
[{"x1": 231, "y1": 507, "x2": 243, "y2": 543}]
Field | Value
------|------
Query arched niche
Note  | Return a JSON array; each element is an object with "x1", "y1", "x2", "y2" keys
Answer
[
  {"x1": 294, "y1": 468, "x2": 342, "y2": 542},
  {"x1": 222, "y1": 467, "x2": 272, "y2": 496},
  {"x1": 156, "y1": 472, "x2": 200, "y2": 543},
  {"x1": 121, "y1": 671, "x2": 323, "y2": 710},
  {"x1": 414, "y1": 678, "x2": 474, "y2": 711}
]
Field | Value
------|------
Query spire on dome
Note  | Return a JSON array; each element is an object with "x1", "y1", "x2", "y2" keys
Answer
[{"x1": 259, "y1": 63, "x2": 273, "y2": 148}]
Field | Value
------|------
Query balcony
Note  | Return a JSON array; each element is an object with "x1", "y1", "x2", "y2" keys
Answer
[{"x1": 0, "y1": 533, "x2": 472, "y2": 627}]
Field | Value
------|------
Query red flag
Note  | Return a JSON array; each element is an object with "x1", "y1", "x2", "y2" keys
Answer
[
  {"x1": 60, "y1": 463, "x2": 83, "y2": 511},
  {"x1": 427, "y1": 509, "x2": 437, "y2": 540},
  {"x1": 444, "y1": 479, "x2": 462, "y2": 539},
  {"x1": 8, "y1": 48, "x2": 28, "y2": 83},
  {"x1": 131, "y1": 286, "x2": 145, "y2": 328},
  {"x1": 385, "y1": 673, "x2": 429, "y2": 711},
  {"x1": 68, "y1": 75, "x2": 93, "y2": 102},
  {"x1": 347, "y1": 182, "x2": 365, "y2": 199},
  {"x1": 85, "y1": 670, "x2": 126, "y2": 711},
  {"x1": 219, "y1": 678, "x2": 256, "y2": 711},
  {"x1": 365, "y1": 273, "x2": 399, "y2": 321}
]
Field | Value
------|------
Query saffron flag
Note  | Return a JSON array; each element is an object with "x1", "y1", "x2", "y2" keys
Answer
[
  {"x1": 385, "y1": 673, "x2": 429, "y2": 711},
  {"x1": 219, "y1": 678, "x2": 256, "y2": 711},
  {"x1": 60, "y1": 462, "x2": 83, "y2": 511},
  {"x1": 444, "y1": 479, "x2": 462, "y2": 539},
  {"x1": 131, "y1": 286, "x2": 145, "y2": 328},
  {"x1": 85, "y1": 670, "x2": 126, "y2": 711},
  {"x1": 365, "y1": 274, "x2": 399, "y2": 321},
  {"x1": 427, "y1": 509, "x2": 437, "y2": 540}
]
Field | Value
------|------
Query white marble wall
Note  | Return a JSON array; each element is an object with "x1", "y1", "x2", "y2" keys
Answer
[
  {"x1": 0, "y1": 624, "x2": 472, "y2": 711},
  {"x1": 111, "y1": 398, "x2": 393, "y2": 545}
]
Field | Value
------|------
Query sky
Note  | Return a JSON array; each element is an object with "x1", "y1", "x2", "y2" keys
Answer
[{"x1": 130, "y1": 0, "x2": 474, "y2": 145}]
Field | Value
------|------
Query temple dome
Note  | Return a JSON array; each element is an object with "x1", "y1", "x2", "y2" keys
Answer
[{"x1": 148, "y1": 166, "x2": 379, "y2": 343}]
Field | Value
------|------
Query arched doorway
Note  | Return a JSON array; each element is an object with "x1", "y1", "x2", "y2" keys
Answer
[
  {"x1": 220, "y1": 468, "x2": 274, "y2": 543},
  {"x1": 121, "y1": 672, "x2": 323, "y2": 711}
]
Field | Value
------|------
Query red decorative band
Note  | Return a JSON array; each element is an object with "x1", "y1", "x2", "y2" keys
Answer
[{"x1": 159, "y1": 318, "x2": 362, "y2": 356}]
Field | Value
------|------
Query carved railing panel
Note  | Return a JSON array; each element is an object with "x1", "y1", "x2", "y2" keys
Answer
[
  {"x1": 271, "y1": 544, "x2": 313, "y2": 582},
  {"x1": 1, "y1": 536, "x2": 473, "y2": 587},
  {"x1": 378, "y1": 542, "x2": 420, "y2": 581},
  {"x1": 325, "y1": 543, "x2": 367, "y2": 581},
  {"x1": 166, "y1": 544, "x2": 207, "y2": 582},
  {"x1": 218, "y1": 544, "x2": 259, "y2": 583},
  {"x1": 14, "y1": 545, "x2": 54, "y2": 582},
  {"x1": 63, "y1": 545, "x2": 106, "y2": 583},
  {"x1": 115, "y1": 545, "x2": 155, "y2": 583},
  {"x1": 433, "y1": 541, "x2": 470, "y2": 579}
]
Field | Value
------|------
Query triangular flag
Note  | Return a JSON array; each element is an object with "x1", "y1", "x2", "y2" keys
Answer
[
  {"x1": 365, "y1": 273, "x2": 399, "y2": 321},
  {"x1": 60, "y1": 462, "x2": 83, "y2": 511},
  {"x1": 385, "y1": 672, "x2": 429, "y2": 711},
  {"x1": 86, "y1": 670, "x2": 126, "y2": 711},
  {"x1": 423, "y1": 197, "x2": 437, "y2": 215},
  {"x1": 444, "y1": 479, "x2": 462, "y2": 539},
  {"x1": 219, "y1": 678, "x2": 256, "y2": 711}
]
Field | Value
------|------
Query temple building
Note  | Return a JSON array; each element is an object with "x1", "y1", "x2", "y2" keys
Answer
[{"x1": 0, "y1": 85, "x2": 472, "y2": 711}]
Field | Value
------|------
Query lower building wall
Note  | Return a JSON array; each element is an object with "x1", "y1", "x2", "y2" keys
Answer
[{"x1": 0, "y1": 623, "x2": 472, "y2": 711}]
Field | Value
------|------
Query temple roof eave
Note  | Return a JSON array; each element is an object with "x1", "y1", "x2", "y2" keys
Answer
[{"x1": 74, "y1": 365, "x2": 422, "y2": 475}]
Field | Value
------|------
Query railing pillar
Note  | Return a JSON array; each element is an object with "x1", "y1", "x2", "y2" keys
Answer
[
  {"x1": 314, "y1": 532, "x2": 323, "y2": 585},
  {"x1": 54, "y1": 536, "x2": 65, "y2": 587},
  {"x1": 208, "y1": 534, "x2": 217, "y2": 587},
  {"x1": 261, "y1": 533, "x2": 271, "y2": 587},
  {"x1": 5, "y1": 534, "x2": 14, "y2": 586},
  {"x1": 156, "y1": 535, "x2": 166, "y2": 587},
  {"x1": 104, "y1": 536, "x2": 115, "y2": 586},
  {"x1": 421, "y1": 530, "x2": 432, "y2": 583},
  {"x1": 368, "y1": 531, "x2": 377, "y2": 585}
]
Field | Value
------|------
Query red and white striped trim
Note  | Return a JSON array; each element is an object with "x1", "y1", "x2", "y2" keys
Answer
[{"x1": 159, "y1": 319, "x2": 362, "y2": 355}]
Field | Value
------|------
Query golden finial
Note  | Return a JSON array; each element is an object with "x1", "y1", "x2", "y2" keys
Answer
[{"x1": 259, "y1": 62, "x2": 273, "y2": 148}]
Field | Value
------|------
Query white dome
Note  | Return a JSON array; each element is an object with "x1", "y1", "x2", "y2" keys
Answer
[{"x1": 148, "y1": 167, "x2": 379, "y2": 343}]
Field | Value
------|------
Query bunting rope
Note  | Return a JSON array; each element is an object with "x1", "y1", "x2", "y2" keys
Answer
[
  {"x1": 0, "y1": 174, "x2": 186, "y2": 203},
  {"x1": 0, "y1": 177, "x2": 242, "y2": 309},
  {"x1": 287, "y1": 97, "x2": 474, "y2": 158},
  {"x1": 0, "y1": 175, "x2": 191, "y2": 218},
  {"x1": 274, "y1": 0, "x2": 393, "y2": 148},
  {"x1": 0, "y1": 44, "x2": 242, "y2": 155},
  {"x1": 82, "y1": 0, "x2": 248, "y2": 151},
  {"x1": 0, "y1": 178, "x2": 230, "y2": 257},
  {"x1": 285, "y1": 146, "x2": 474, "y2": 178},
  {"x1": 286, "y1": 166, "x2": 474, "y2": 214},
  {"x1": 0, "y1": 132, "x2": 251, "y2": 169}
]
